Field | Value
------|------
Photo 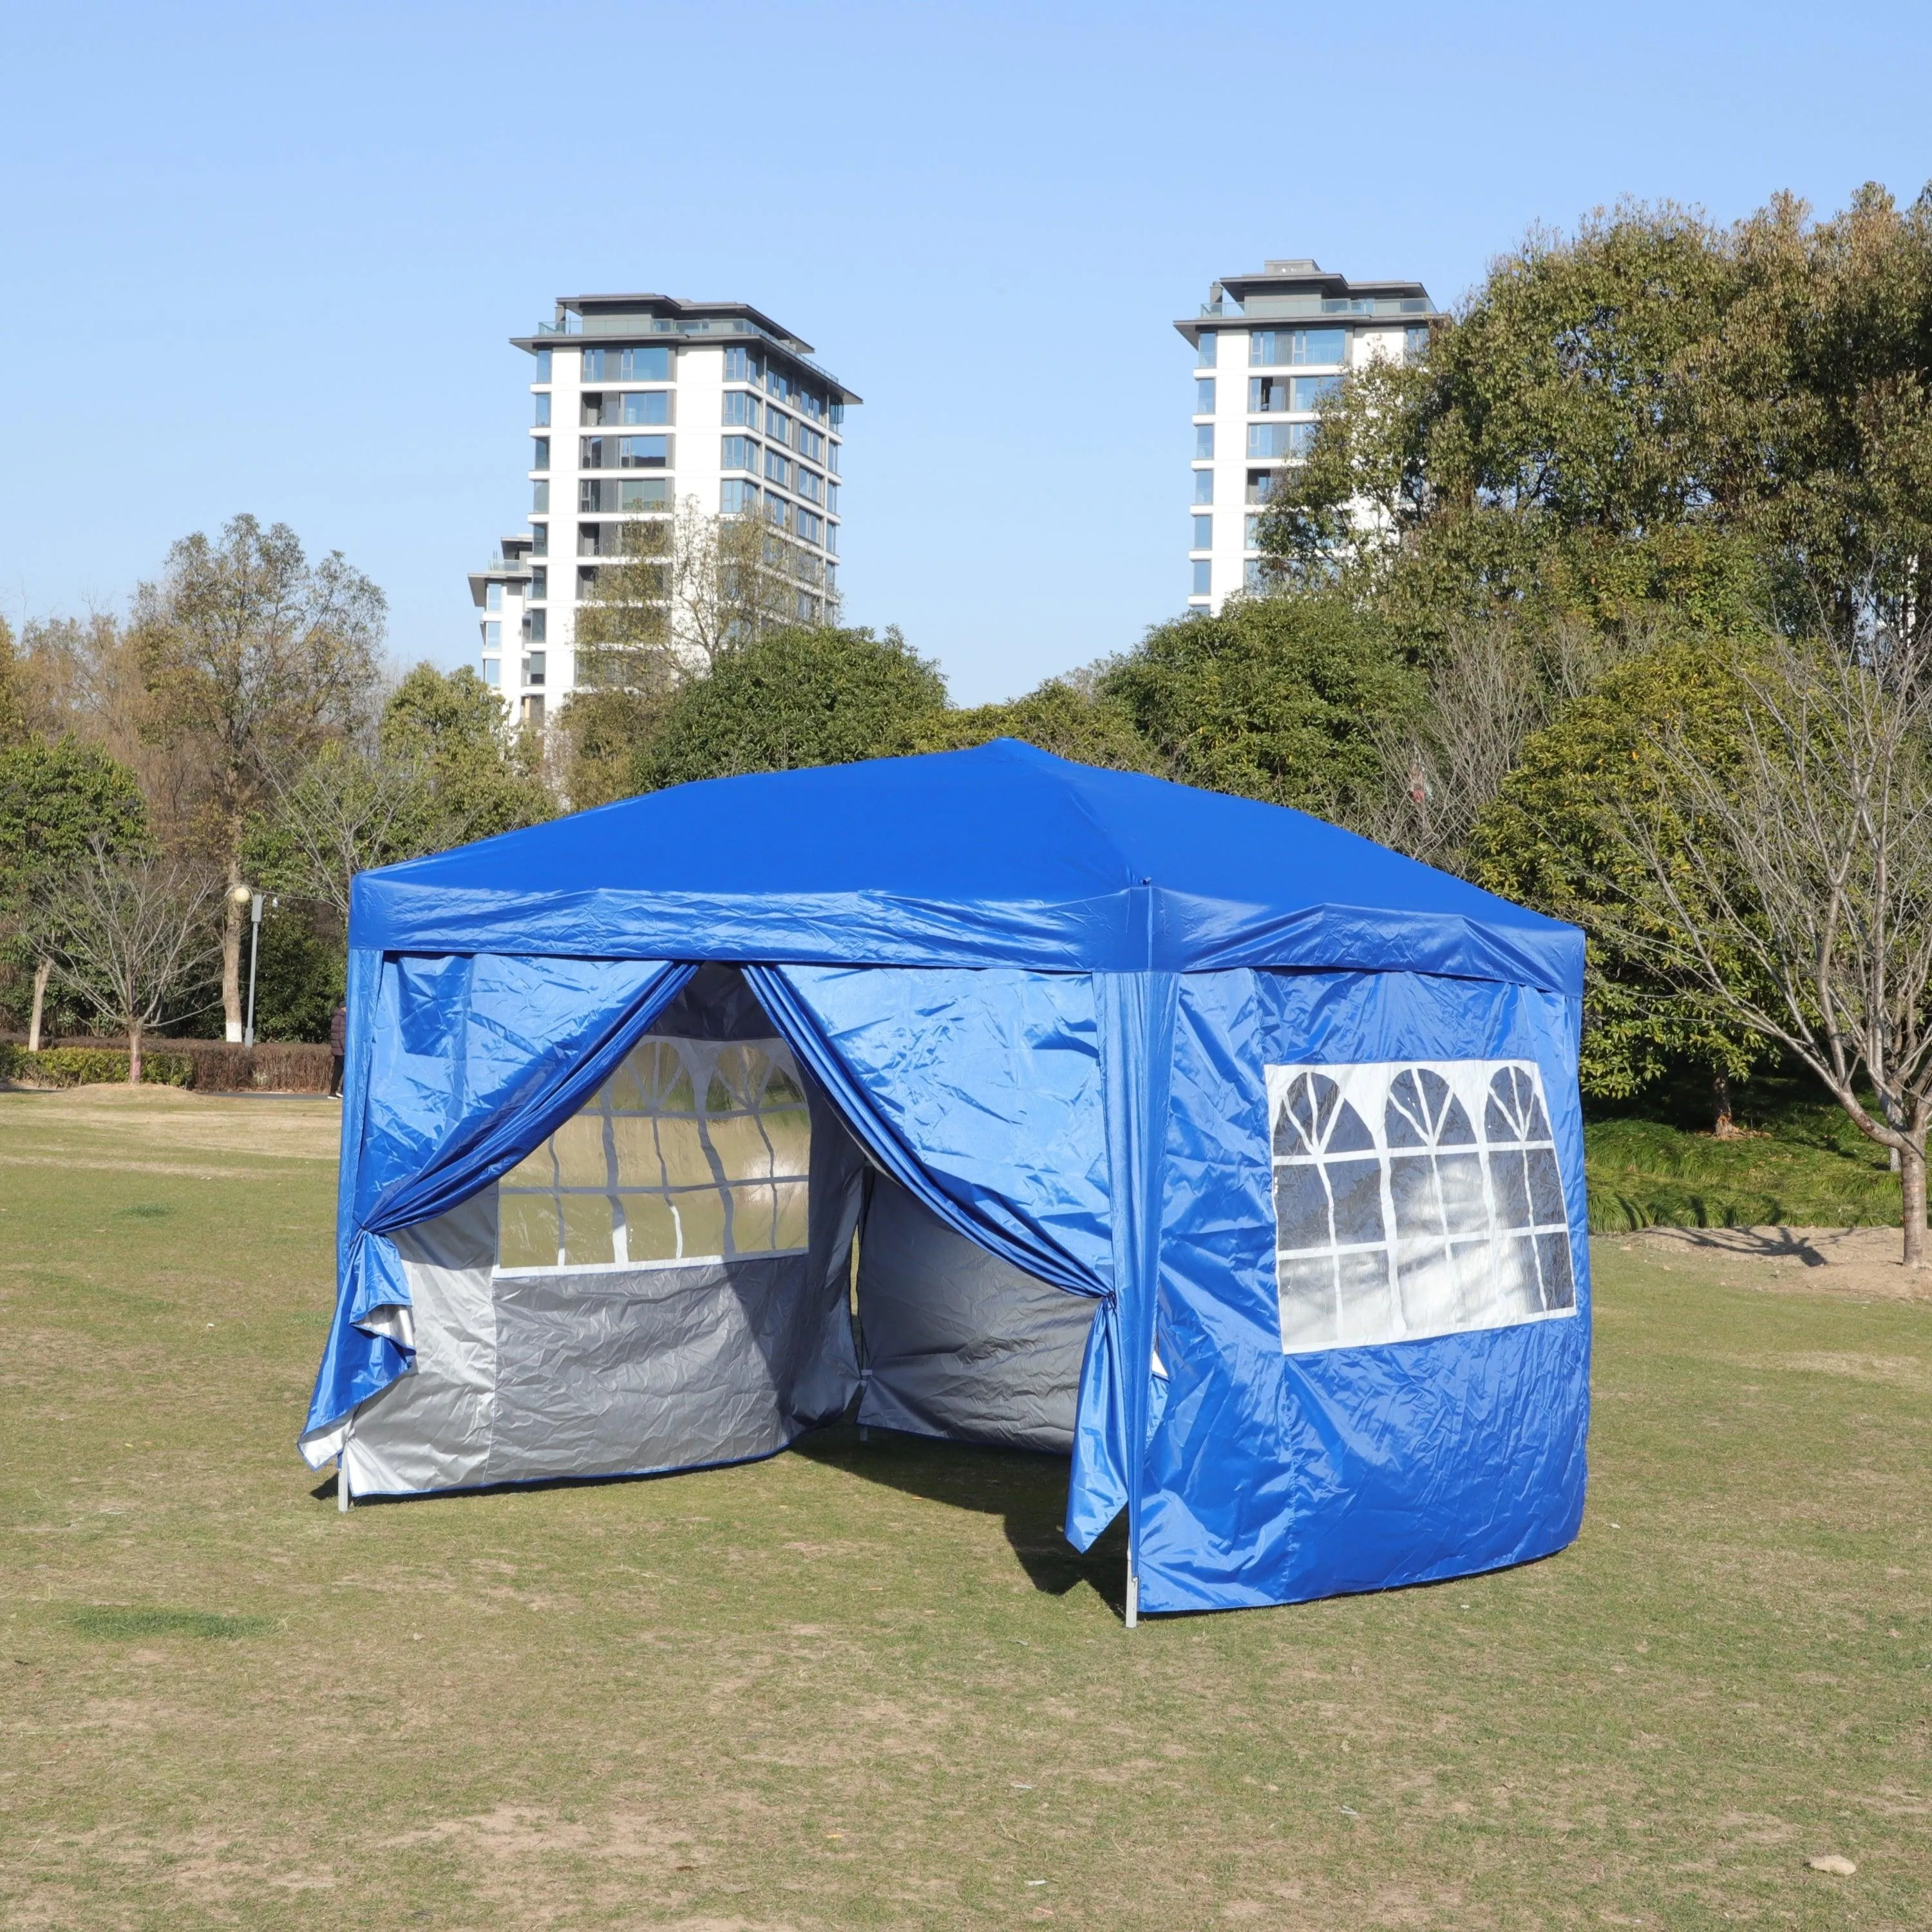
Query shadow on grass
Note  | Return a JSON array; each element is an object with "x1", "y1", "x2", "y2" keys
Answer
[
  {"x1": 307, "y1": 1426, "x2": 1130, "y2": 1616},
  {"x1": 791, "y1": 1423, "x2": 1131, "y2": 1617}
]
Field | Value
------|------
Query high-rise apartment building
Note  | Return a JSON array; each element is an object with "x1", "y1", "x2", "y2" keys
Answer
[
  {"x1": 1175, "y1": 260, "x2": 1439, "y2": 613},
  {"x1": 470, "y1": 294, "x2": 859, "y2": 726}
]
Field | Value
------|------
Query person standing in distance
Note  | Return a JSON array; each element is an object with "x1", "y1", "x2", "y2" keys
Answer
[{"x1": 328, "y1": 999, "x2": 348, "y2": 1099}]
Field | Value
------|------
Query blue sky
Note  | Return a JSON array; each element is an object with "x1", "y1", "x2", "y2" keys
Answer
[{"x1": 3, "y1": 2, "x2": 1929, "y2": 704}]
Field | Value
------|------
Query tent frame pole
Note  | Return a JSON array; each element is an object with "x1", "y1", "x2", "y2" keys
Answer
[
  {"x1": 1125, "y1": 1565, "x2": 1138, "y2": 1629},
  {"x1": 337, "y1": 1450, "x2": 351, "y2": 1512}
]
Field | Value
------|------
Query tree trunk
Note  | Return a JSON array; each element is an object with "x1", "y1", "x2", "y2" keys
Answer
[
  {"x1": 27, "y1": 958, "x2": 52, "y2": 1054},
  {"x1": 1902, "y1": 1142, "x2": 1927, "y2": 1270},
  {"x1": 222, "y1": 869, "x2": 245, "y2": 1042},
  {"x1": 128, "y1": 1025, "x2": 144, "y2": 1086},
  {"x1": 1712, "y1": 1070, "x2": 1742, "y2": 1140}
]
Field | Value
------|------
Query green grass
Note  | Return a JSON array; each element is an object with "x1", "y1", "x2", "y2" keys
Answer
[
  {"x1": 3, "y1": 1087, "x2": 1930, "y2": 1926},
  {"x1": 1587, "y1": 1090, "x2": 1902, "y2": 1231}
]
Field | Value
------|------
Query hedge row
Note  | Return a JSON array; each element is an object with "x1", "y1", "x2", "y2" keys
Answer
[
  {"x1": 0, "y1": 1044, "x2": 194, "y2": 1087},
  {"x1": 0, "y1": 1039, "x2": 333, "y2": 1092}
]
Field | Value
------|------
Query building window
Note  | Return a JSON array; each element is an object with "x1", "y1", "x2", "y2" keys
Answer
[
  {"x1": 1192, "y1": 514, "x2": 1212, "y2": 553},
  {"x1": 721, "y1": 478, "x2": 760, "y2": 513},
  {"x1": 619, "y1": 478, "x2": 668, "y2": 511},
  {"x1": 796, "y1": 507, "x2": 823, "y2": 544},
  {"x1": 723, "y1": 391, "x2": 759, "y2": 428},
  {"x1": 529, "y1": 524, "x2": 547, "y2": 556},
  {"x1": 617, "y1": 390, "x2": 672, "y2": 426},
  {"x1": 1244, "y1": 558, "x2": 1266, "y2": 591},
  {"x1": 1197, "y1": 334, "x2": 1217, "y2": 370},
  {"x1": 1196, "y1": 377, "x2": 1215, "y2": 415},
  {"x1": 1191, "y1": 559, "x2": 1211, "y2": 597},
  {"x1": 495, "y1": 1034, "x2": 811, "y2": 1273},
  {"x1": 486, "y1": 582, "x2": 503, "y2": 612},
  {"x1": 796, "y1": 468, "x2": 822, "y2": 504},
  {"x1": 483, "y1": 620, "x2": 501, "y2": 647},
  {"x1": 1405, "y1": 324, "x2": 1430, "y2": 361},
  {"x1": 528, "y1": 567, "x2": 547, "y2": 601},
  {"x1": 1244, "y1": 515, "x2": 1260, "y2": 549},
  {"x1": 826, "y1": 481, "x2": 839, "y2": 515},
  {"x1": 1251, "y1": 327, "x2": 1349, "y2": 368},
  {"x1": 798, "y1": 424, "x2": 825, "y2": 462},
  {"x1": 721, "y1": 435, "x2": 759, "y2": 471},
  {"x1": 482, "y1": 656, "x2": 500, "y2": 687},
  {"x1": 1195, "y1": 424, "x2": 1214, "y2": 459},
  {"x1": 825, "y1": 522, "x2": 837, "y2": 556},
  {"x1": 520, "y1": 693, "x2": 544, "y2": 731},
  {"x1": 1247, "y1": 422, "x2": 1317, "y2": 459},
  {"x1": 535, "y1": 348, "x2": 552, "y2": 381},
  {"x1": 724, "y1": 345, "x2": 762, "y2": 383},
  {"x1": 531, "y1": 436, "x2": 549, "y2": 471},
  {"x1": 1193, "y1": 469, "x2": 1214, "y2": 506},
  {"x1": 765, "y1": 450, "x2": 791, "y2": 488},
  {"x1": 1292, "y1": 374, "x2": 1343, "y2": 412},
  {"x1": 766, "y1": 411, "x2": 792, "y2": 448},
  {"x1": 766, "y1": 497, "x2": 791, "y2": 531},
  {"x1": 524, "y1": 650, "x2": 546, "y2": 687},
  {"x1": 621, "y1": 346, "x2": 672, "y2": 381},
  {"x1": 618, "y1": 435, "x2": 670, "y2": 469},
  {"x1": 1246, "y1": 469, "x2": 1277, "y2": 504},
  {"x1": 1250, "y1": 377, "x2": 1289, "y2": 413},
  {"x1": 524, "y1": 609, "x2": 546, "y2": 644},
  {"x1": 534, "y1": 393, "x2": 551, "y2": 427},
  {"x1": 532, "y1": 480, "x2": 549, "y2": 513},
  {"x1": 1268, "y1": 1059, "x2": 1577, "y2": 1356}
]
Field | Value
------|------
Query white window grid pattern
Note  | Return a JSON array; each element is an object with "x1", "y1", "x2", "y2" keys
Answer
[
  {"x1": 496, "y1": 1035, "x2": 810, "y2": 1275},
  {"x1": 1267, "y1": 1059, "x2": 1577, "y2": 1356}
]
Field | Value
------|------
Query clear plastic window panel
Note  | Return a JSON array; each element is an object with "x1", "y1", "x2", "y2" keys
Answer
[
  {"x1": 497, "y1": 1037, "x2": 811, "y2": 1273},
  {"x1": 1267, "y1": 1059, "x2": 1576, "y2": 1354}
]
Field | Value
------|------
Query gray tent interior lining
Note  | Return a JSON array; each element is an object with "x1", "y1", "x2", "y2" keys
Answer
[{"x1": 339, "y1": 965, "x2": 1092, "y2": 1500}]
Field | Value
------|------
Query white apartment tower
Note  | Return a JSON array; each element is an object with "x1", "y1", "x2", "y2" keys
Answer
[
  {"x1": 1176, "y1": 260, "x2": 1439, "y2": 614},
  {"x1": 471, "y1": 294, "x2": 859, "y2": 726}
]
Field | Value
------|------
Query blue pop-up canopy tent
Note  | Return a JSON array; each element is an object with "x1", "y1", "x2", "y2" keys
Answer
[{"x1": 303, "y1": 739, "x2": 1589, "y2": 1619}]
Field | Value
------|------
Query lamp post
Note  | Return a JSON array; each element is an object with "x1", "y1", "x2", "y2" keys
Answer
[{"x1": 229, "y1": 884, "x2": 267, "y2": 1050}]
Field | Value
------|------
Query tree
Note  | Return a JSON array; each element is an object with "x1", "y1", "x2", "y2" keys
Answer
[
  {"x1": 1601, "y1": 632, "x2": 1932, "y2": 1263},
  {"x1": 0, "y1": 735, "x2": 149, "y2": 1049},
  {"x1": 133, "y1": 515, "x2": 384, "y2": 1037},
  {"x1": 898, "y1": 674, "x2": 1159, "y2": 772},
  {"x1": 261, "y1": 665, "x2": 553, "y2": 925},
  {"x1": 1474, "y1": 637, "x2": 1772, "y2": 1126},
  {"x1": 574, "y1": 497, "x2": 821, "y2": 684},
  {"x1": 630, "y1": 625, "x2": 947, "y2": 790},
  {"x1": 25, "y1": 844, "x2": 218, "y2": 1083},
  {"x1": 1098, "y1": 593, "x2": 1421, "y2": 823}
]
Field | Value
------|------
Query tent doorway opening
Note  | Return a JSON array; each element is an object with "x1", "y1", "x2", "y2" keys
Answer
[{"x1": 336, "y1": 965, "x2": 1095, "y2": 1502}]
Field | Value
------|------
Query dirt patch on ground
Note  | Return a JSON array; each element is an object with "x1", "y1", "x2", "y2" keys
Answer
[{"x1": 1618, "y1": 1224, "x2": 1932, "y2": 1302}]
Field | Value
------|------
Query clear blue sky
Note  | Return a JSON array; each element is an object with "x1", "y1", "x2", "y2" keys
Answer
[{"x1": 3, "y1": 2, "x2": 1929, "y2": 704}]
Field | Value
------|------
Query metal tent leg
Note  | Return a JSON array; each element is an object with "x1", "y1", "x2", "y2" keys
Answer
[
  {"x1": 337, "y1": 1452, "x2": 351, "y2": 1512},
  {"x1": 1125, "y1": 1565, "x2": 1139, "y2": 1629}
]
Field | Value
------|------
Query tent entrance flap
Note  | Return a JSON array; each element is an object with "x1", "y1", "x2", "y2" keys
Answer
[
  {"x1": 855, "y1": 1173, "x2": 1095, "y2": 1454},
  {"x1": 338, "y1": 964, "x2": 867, "y2": 1497}
]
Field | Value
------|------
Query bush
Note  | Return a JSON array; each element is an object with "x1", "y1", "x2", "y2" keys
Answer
[
  {"x1": 0, "y1": 1044, "x2": 193, "y2": 1087},
  {"x1": 0, "y1": 1037, "x2": 333, "y2": 1091}
]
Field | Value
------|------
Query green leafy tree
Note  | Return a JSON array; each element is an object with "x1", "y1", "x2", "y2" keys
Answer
[
  {"x1": 0, "y1": 735, "x2": 150, "y2": 1046},
  {"x1": 632, "y1": 626, "x2": 947, "y2": 790},
  {"x1": 898, "y1": 675, "x2": 1158, "y2": 772},
  {"x1": 1098, "y1": 594, "x2": 1421, "y2": 823},
  {"x1": 1474, "y1": 637, "x2": 1774, "y2": 1124}
]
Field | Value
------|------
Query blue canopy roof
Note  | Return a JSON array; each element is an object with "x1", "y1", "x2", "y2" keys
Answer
[{"x1": 352, "y1": 739, "x2": 1582, "y2": 995}]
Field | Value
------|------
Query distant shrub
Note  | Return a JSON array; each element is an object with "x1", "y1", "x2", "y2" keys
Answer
[{"x1": 3, "y1": 1045, "x2": 194, "y2": 1087}]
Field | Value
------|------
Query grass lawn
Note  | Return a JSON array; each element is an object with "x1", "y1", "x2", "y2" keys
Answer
[{"x1": 2, "y1": 1086, "x2": 1929, "y2": 1929}]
